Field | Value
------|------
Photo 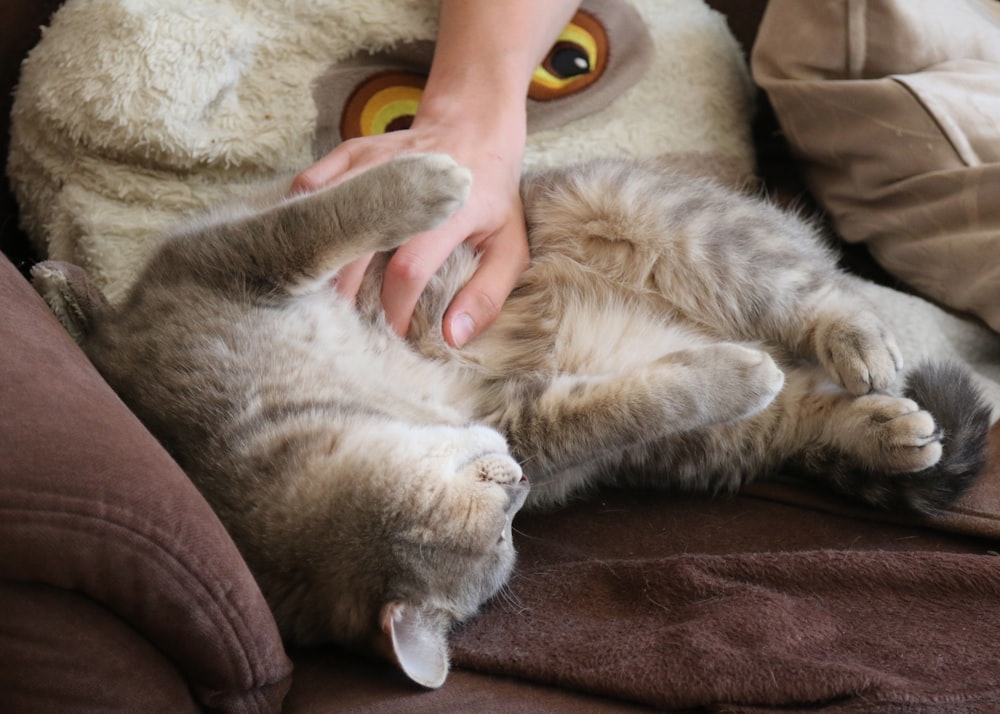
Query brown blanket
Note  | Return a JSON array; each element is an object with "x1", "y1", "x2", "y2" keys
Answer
[
  {"x1": 284, "y1": 435, "x2": 1000, "y2": 711},
  {"x1": 445, "y1": 439, "x2": 1000, "y2": 712},
  {"x1": 743, "y1": 428, "x2": 1000, "y2": 543}
]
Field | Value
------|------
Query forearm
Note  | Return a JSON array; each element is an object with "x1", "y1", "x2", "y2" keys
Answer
[{"x1": 415, "y1": 0, "x2": 582, "y2": 128}]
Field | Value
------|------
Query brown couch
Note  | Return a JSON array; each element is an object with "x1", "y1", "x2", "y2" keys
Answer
[{"x1": 4, "y1": 2, "x2": 1000, "y2": 712}]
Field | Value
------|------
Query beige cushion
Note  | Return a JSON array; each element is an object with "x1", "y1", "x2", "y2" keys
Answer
[{"x1": 752, "y1": 0, "x2": 1000, "y2": 332}]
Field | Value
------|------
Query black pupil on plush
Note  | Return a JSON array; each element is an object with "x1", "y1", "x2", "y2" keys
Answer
[
  {"x1": 549, "y1": 45, "x2": 590, "y2": 78},
  {"x1": 386, "y1": 115, "x2": 414, "y2": 132}
]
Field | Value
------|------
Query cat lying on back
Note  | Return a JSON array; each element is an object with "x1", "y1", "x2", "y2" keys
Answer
[{"x1": 33, "y1": 154, "x2": 991, "y2": 688}]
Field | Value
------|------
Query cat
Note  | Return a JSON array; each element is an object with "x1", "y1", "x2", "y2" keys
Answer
[{"x1": 32, "y1": 153, "x2": 991, "y2": 689}]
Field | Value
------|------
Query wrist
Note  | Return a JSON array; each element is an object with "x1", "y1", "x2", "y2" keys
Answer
[
  {"x1": 411, "y1": 80, "x2": 527, "y2": 166},
  {"x1": 416, "y1": 63, "x2": 529, "y2": 130}
]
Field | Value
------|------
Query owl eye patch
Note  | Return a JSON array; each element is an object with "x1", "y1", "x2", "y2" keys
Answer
[
  {"x1": 340, "y1": 8, "x2": 610, "y2": 141},
  {"x1": 314, "y1": 0, "x2": 651, "y2": 150},
  {"x1": 528, "y1": 10, "x2": 608, "y2": 101},
  {"x1": 340, "y1": 70, "x2": 426, "y2": 141},
  {"x1": 546, "y1": 44, "x2": 593, "y2": 79}
]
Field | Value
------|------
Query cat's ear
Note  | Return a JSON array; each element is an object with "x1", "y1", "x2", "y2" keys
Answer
[
  {"x1": 378, "y1": 601, "x2": 450, "y2": 688},
  {"x1": 31, "y1": 261, "x2": 112, "y2": 343}
]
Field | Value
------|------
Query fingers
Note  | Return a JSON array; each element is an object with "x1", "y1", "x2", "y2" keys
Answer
[
  {"x1": 380, "y1": 219, "x2": 468, "y2": 338},
  {"x1": 291, "y1": 136, "x2": 400, "y2": 195},
  {"x1": 443, "y1": 219, "x2": 530, "y2": 348},
  {"x1": 294, "y1": 132, "x2": 529, "y2": 346},
  {"x1": 335, "y1": 254, "x2": 374, "y2": 301},
  {"x1": 291, "y1": 147, "x2": 354, "y2": 195}
]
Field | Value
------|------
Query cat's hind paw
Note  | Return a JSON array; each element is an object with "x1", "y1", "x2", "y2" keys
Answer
[
  {"x1": 849, "y1": 394, "x2": 942, "y2": 474},
  {"x1": 842, "y1": 386, "x2": 986, "y2": 513},
  {"x1": 798, "y1": 364, "x2": 987, "y2": 514},
  {"x1": 660, "y1": 344, "x2": 785, "y2": 427}
]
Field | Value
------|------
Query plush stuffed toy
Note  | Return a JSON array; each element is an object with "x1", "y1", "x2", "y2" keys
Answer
[{"x1": 8, "y1": 0, "x2": 756, "y2": 303}]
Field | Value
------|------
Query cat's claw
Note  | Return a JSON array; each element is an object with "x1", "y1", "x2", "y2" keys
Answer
[{"x1": 816, "y1": 315, "x2": 903, "y2": 395}]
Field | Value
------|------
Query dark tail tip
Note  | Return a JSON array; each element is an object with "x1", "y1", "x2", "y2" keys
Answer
[{"x1": 899, "y1": 361, "x2": 993, "y2": 513}]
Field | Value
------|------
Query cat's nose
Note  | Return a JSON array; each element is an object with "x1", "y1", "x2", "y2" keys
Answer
[
  {"x1": 506, "y1": 468, "x2": 530, "y2": 516},
  {"x1": 470, "y1": 451, "x2": 528, "y2": 514},
  {"x1": 475, "y1": 453, "x2": 522, "y2": 484}
]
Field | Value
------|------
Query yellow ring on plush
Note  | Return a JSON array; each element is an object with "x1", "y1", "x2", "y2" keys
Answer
[
  {"x1": 531, "y1": 23, "x2": 599, "y2": 91},
  {"x1": 361, "y1": 86, "x2": 423, "y2": 136}
]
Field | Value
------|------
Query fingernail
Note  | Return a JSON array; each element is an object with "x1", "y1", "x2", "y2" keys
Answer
[{"x1": 451, "y1": 313, "x2": 475, "y2": 347}]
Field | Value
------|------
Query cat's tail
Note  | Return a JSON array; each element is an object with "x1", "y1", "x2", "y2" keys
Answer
[
  {"x1": 891, "y1": 361, "x2": 992, "y2": 513},
  {"x1": 30, "y1": 261, "x2": 113, "y2": 344}
]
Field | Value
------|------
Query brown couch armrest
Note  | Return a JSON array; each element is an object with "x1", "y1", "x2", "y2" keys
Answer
[
  {"x1": 0, "y1": 255, "x2": 292, "y2": 712},
  {"x1": 0, "y1": 581, "x2": 202, "y2": 712}
]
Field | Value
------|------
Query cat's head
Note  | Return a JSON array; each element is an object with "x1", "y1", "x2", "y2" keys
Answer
[{"x1": 260, "y1": 422, "x2": 528, "y2": 688}]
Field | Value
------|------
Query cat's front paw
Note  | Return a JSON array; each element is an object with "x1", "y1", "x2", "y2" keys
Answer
[
  {"x1": 378, "y1": 153, "x2": 472, "y2": 235},
  {"x1": 815, "y1": 314, "x2": 903, "y2": 395}
]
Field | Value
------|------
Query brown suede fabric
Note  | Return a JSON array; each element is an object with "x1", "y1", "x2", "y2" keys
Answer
[
  {"x1": 0, "y1": 255, "x2": 293, "y2": 712},
  {"x1": 449, "y1": 493, "x2": 1000, "y2": 712},
  {"x1": 286, "y1": 647, "x2": 653, "y2": 713},
  {"x1": 746, "y1": 422, "x2": 1000, "y2": 541},
  {"x1": 0, "y1": 581, "x2": 200, "y2": 713}
]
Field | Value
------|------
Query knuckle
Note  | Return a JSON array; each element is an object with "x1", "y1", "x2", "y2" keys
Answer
[
  {"x1": 291, "y1": 172, "x2": 321, "y2": 195},
  {"x1": 385, "y1": 252, "x2": 432, "y2": 285},
  {"x1": 470, "y1": 287, "x2": 504, "y2": 322}
]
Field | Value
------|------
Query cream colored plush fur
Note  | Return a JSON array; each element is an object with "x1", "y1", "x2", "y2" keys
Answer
[{"x1": 8, "y1": 0, "x2": 755, "y2": 304}]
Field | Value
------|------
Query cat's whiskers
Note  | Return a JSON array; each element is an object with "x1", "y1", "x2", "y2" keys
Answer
[{"x1": 490, "y1": 581, "x2": 529, "y2": 617}]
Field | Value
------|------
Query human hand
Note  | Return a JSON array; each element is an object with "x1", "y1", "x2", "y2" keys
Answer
[
  {"x1": 291, "y1": 112, "x2": 530, "y2": 349},
  {"x1": 291, "y1": 0, "x2": 578, "y2": 348}
]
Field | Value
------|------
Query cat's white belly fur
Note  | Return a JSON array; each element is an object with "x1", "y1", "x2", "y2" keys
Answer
[{"x1": 552, "y1": 298, "x2": 718, "y2": 376}]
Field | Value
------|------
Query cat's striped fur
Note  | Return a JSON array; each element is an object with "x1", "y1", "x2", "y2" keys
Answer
[{"x1": 33, "y1": 154, "x2": 991, "y2": 688}]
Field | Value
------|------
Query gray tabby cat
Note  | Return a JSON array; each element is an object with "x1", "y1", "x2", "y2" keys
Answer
[{"x1": 33, "y1": 153, "x2": 990, "y2": 688}]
